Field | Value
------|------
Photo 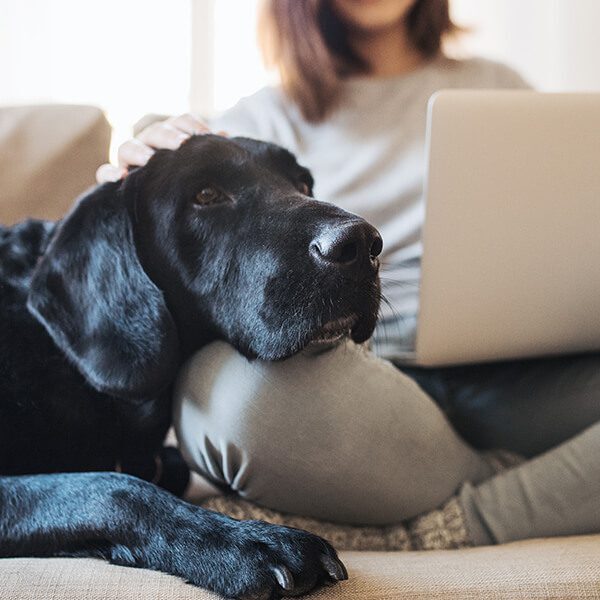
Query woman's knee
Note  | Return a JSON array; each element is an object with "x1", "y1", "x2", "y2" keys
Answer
[
  {"x1": 173, "y1": 341, "x2": 346, "y2": 497},
  {"x1": 173, "y1": 341, "x2": 274, "y2": 492},
  {"x1": 172, "y1": 339, "x2": 488, "y2": 524},
  {"x1": 173, "y1": 340, "x2": 397, "y2": 520}
]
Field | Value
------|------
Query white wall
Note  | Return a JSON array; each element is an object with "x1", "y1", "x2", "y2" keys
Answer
[
  {"x1": 452, "y1": 0, "x2": 600, "y2": 91},
  {"x1": 554, "y1": 0, "x2": 600, "y2": 90},
  {"x1": 0, "y1": 0, "x2": 192, "y2": 159}
]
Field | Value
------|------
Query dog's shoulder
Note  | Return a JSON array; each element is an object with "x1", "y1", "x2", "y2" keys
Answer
[
  {"x1": 0, "y1": 219, "x2": 56, "y2": 292},
  {"x1": 0, "y1": 219, "x2": 58, "y2": 386}
]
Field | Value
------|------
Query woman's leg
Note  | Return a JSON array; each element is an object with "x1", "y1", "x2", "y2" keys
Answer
[
  {"x1": 403, "y1": 352, "x2": 600, "y2": 543},
  {"x1": 460, "y1": 420, "x2": 600, "y2": 544},
  {"x1": 401, "y1": 352, "x2": 600, "y2": 457},
  {"x1": 174, "y1": 340, "x2": 492, "y2": 525}
]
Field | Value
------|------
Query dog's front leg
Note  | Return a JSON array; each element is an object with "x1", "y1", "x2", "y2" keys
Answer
[{"x1": 0, "y1": 472, "x2": 347, "y2": 598}]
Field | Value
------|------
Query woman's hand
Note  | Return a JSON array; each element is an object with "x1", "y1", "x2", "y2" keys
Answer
[{"x1": 96, "y1": 114, "x2": 210, "y2": 183}]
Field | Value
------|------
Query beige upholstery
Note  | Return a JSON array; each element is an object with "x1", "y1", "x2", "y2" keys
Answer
[
  {"x1": 2, "y1": 536, "x2": 600, "y2": 599},
  {"x1": 2, "y1": 105, "x2": 599, "y2": 599},
  {"x1": 0, "y1": 104, "x2": 110, "y2": 224}
]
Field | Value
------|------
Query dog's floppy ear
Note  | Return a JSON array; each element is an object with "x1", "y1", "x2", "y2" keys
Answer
[{"x1": 27, "y1": 182, "x2": 180, "y2": 399}]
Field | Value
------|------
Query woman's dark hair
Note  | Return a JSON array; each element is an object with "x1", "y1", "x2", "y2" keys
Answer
[{"x1": 259, "y1": 0, "x2": 459, "y2": 122}]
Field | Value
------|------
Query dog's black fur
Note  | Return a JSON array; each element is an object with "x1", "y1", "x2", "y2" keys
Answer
[{"x1": 0, "y1": 135, "x2": 382, "y2": 598}]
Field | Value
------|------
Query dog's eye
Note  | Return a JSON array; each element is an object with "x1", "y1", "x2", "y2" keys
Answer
[
  {"x1": 194, "y1": 187, "x2": 227, "y2": 206},
  {"x1": 297, "y1": 182, "x2": 311, "y2": 196}
]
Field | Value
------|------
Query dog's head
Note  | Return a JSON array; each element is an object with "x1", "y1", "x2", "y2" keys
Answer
[{"x1": 28, "y1": 135, "x2": 381, "y2": 398}]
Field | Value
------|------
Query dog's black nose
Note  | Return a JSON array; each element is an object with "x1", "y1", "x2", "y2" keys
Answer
[{"x1": 310, "y1": 221, "x2": 382, "y2": 272}]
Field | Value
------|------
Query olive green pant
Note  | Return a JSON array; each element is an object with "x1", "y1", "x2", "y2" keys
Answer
[{"x1": 174, "y1": 340, "x2": 600, "y2": 543}]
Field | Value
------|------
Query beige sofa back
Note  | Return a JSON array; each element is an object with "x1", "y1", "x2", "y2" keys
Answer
[{"x1": 0, "y1": 104, "x2": 111, "y2": 225}]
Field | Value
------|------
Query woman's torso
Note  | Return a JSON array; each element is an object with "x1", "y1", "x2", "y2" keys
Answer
[{"x1": 210, "y1": 56, "x2": 529, "y2": 357}]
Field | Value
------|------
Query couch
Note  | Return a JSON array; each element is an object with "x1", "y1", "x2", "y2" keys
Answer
[
  {"x1": 1, "y1": 104, "x2": 599, "y2": 599},
  {"x1": 0, "y1": 104, "x2": 110, "y2": 224}
]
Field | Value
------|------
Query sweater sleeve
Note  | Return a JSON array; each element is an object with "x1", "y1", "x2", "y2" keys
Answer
[
  {"x1": 207, "y1": 86, "x2": 289, "y2": 145},
  {"x1": 492, "y1": 61, "x2": 533, "y2": 90},
  {"x1": 208, "y1": 96, "x2": 264, "y2": 139},
  {"x1": 451, "y1": 57, "x2": 533, "y2": 91}
]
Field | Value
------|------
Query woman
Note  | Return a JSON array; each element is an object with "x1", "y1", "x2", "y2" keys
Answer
[{"x1": 98, "y1": 0, "x2": 600, "y2": 545}]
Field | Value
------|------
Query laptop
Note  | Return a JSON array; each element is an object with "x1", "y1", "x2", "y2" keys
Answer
[{"x1": 407, "y1": 90, "x2": 600, "y2": 366}]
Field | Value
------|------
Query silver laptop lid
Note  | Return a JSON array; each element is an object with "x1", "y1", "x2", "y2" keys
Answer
[{"x1": 416, "y1": 91, "x2": 600, "y2": 366}]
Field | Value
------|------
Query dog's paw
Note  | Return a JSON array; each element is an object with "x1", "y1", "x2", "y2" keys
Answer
[
  {"x1": 107, "y1": 486, "x2": 346, "y2": 599},
  {"x1": 213, "y1": 519, "x2": 347, "y2": 599}
]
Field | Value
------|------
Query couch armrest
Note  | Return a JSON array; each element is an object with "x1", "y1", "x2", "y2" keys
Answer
[{"x1": 0, "y1": 104, "x2": 111, "y2": 225}]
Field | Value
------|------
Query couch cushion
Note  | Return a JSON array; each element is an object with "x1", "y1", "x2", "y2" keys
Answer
[
  {"x1": 0, "y1": 104, "x2": 110, "y2": 225},
  {"x1": 1, "y1": 535, "x2": 599, "y2": 599}
]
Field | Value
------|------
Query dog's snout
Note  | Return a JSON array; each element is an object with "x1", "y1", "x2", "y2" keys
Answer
[{"x1": 310, "y1": 221, "x2": 382, "y2": 272}]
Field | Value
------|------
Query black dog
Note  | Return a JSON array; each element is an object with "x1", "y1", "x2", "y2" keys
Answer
[{"x1": 0, "y1": 135, "x2": 382, "y2": 599}]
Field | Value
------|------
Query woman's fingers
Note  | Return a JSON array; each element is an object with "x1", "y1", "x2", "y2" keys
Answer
[
  {"x1": 117, "y1": 138, "x2": 155, "y2": 169},
  {"x1": 167, "y1": 113, "x2": 210, "y2": 136},
  {"x1": 96, "y1": 163, "x2": 126, "y2": 184},
  {"x1": 137, "y1": 114, "x2": 210, "y2": 150},
  {"x1": 137, "y1": 121, "x2": 189, "y2": 151},
  {"x1": 99, "y1": 114, "x2": 215, "y2": 184}
]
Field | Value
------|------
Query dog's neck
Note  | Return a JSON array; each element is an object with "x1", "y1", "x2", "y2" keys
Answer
[
  {"x1": 125, "y1": 206, "x2": 218, "y2": 360},
  {"x1": 161, "y1": 287, "x2": 218, "y2": 359}
]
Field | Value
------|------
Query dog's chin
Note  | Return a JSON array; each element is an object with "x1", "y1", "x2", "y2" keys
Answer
[
  {"x1": 349, "y1": 315, "x2": 378, "y2": 345},
  {"x1": 298, "y1": 313, "x2": 378, "y2": 354},
  {"x1": 308, "y1": 314, "x2": 358, "y2": 346},
  {"x1": 244, "y1": 309, "x2": 379, "y2": 361}
]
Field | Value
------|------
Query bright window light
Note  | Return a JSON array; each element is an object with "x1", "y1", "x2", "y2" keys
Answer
[
  {"x1": 2, "y1": 0, "x2": 600, "y2": 164},
  {"x1": 0, "y1": 0, "x2": 192, "y2": 161},
  {"x1": 213, "y1": 0, "x2": 274, "y2": 113}
]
